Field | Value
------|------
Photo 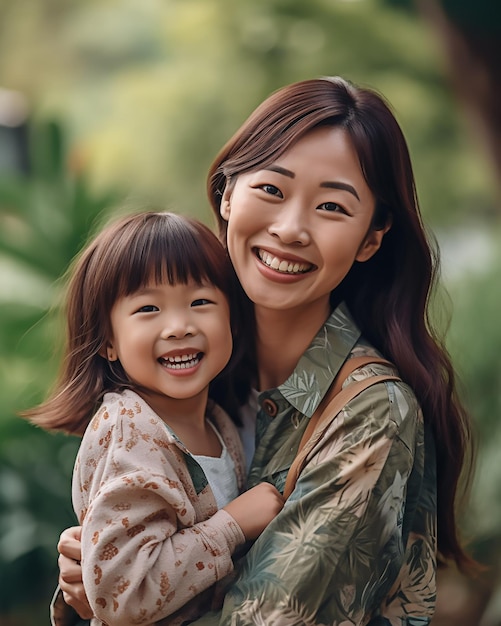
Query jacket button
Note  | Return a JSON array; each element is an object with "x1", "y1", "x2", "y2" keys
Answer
[{"x1": 262, "y1": 399, "x2": 278, "y2": 417}]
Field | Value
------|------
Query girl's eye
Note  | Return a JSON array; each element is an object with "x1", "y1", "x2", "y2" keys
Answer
[
  {"x1": 191, "y1": 298, "x2": 212, "y2": 307},
  {"x1": 318, "y1": 202, "x2": 347, "y2": 214},
  {"x1": 136, "y1": 305, "x2": 158, "y2": 313},
  {"x1": 259, "y1": 184, "x2": 283, "y2": 198}
]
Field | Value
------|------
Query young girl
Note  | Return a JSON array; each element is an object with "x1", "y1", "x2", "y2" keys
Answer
[{"x1": 26, "y1": 211, "x2": 284, "y2": 626}]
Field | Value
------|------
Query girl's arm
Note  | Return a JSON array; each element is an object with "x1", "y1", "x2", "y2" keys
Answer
[
  {"x1": 75, "y1": 399, "x2": 245, "y2": 626},
  {"x1": 54, "y1": 478, "x2": 285, "y2": 626},
  {"x1": 76, "y1": 396, "x2": 283, "y2": 626}
]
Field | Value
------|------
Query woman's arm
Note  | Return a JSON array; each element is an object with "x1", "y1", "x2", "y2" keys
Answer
[{"x1": 56, "y1": 526, "x2": 93, "y2": 621}]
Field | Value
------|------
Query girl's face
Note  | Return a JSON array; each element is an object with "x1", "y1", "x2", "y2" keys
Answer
[
  {"x1": 220, "y1": 126, "x2": 388, "y2": 319},
  {"x1": 106, "y1": 279, "x2": 232, "y2": 418}
]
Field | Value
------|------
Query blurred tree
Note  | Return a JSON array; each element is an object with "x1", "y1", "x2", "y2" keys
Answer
[
  {"x1": 385, "y1": 0, "x2": 501, "y2": 206},
  {"x1": 417, "y1": 0, "x2": 501, "y2": 198},
  {"x1": 0, "y1": 0, "x2": 497, "y2": 225}
]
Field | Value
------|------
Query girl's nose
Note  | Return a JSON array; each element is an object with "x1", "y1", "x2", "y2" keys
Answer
[{"x1": 160, "y1": 313, "x2": 195, "y2": 339}]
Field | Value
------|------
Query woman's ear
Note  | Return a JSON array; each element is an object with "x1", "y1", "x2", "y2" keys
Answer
[
  {"x1": 356, "y1": 220, "x2": 392, "y2": 263},
  {"x1": 220, "y1": 186, "x2": 231, "y2": 221}
]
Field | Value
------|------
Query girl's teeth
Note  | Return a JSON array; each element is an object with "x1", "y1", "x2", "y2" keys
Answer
[
  {"x1": 168, "y1": 353, "x2": 196, "y2": 363},
  {"x1": 259, "y1": 250, "x2": 311, "y2": 274},
  {"x1": 160, "y1": 353, "x2": 201, "y2": 369}
]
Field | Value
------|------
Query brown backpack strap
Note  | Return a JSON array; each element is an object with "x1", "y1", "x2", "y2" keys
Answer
[{"x1": 283, "y1": 356, "x2": 400, "y2": 500}]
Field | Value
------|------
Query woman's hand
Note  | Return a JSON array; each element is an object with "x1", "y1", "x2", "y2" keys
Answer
[
  {"x1": 223, "y1": 482, "x2": 284, "y2": 540},
  {"x1": 57, "y1": 526, "x2": 93, "y2": 620}
]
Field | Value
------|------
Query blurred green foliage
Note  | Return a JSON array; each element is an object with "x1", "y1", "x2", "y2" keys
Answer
[
  {"x1": 0, "y1": 120, "x2": 119, "y2": 623},
  {"x1": 0, "y1": 0, "x2": 499, "y2": 624}
]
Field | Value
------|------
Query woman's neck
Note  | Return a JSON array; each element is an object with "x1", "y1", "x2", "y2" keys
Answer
[{"x1": 254, "y1": 300, "x2": 331, "y2": 391}]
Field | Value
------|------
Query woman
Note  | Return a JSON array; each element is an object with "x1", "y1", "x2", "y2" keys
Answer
[{"x1": 55, "y1": 76, "x2": 474, "y2": 625}]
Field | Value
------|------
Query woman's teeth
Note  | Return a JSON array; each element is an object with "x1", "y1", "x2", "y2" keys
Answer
[
  {"x1": 258, "y1": 250, "x2": 312, "y2": 274},
  {"x1": 159, "y1": 353, "x2": 201, "y2": 369}
]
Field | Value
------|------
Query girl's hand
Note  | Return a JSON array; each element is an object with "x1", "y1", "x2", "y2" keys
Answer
[
  {"x1": 223, "y1": 482, "x2": 284, "y2": 540},
  {"x1": 57, "y1": 526, "x2": 93, "y2": 620}
]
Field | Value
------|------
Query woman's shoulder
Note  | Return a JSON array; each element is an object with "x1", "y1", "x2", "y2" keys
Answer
[
  {"x1": 339, "y1": 344, "x2": 423, "y2": 433},
  {"x1": 347, "y1": 341, "x2": 413, "y2": 392}
]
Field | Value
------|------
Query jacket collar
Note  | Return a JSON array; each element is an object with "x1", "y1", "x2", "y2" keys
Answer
[{"x1": 276, "y1": 302, "x2": 361, "y2": 417}]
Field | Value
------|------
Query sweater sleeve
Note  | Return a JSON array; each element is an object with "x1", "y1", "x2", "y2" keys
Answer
[{"x1": 73, "y1": 395, "x2": 245, "y2": 626}]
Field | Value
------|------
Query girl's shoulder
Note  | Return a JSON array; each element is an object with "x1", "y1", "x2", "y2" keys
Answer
[
  {"x1": 86, "y1": 389, "x2": 166, "y2": 439},
  {"x1": 94, "y1": 388, "x2": 147, "y2": 418}
]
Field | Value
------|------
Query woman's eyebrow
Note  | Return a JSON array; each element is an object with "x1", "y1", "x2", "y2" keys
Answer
[
  {"x1": 264, "y1": 165, "x2": 360, "y2": 201},
  {"x1": 320, "y1": 181, "x2": 360, "y2": 201},
  {"x1": 264, "y1": 165, "x2": 295, "y2": 178}
]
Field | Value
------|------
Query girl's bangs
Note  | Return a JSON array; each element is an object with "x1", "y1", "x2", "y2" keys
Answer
[{"x1": 115, "y1": 214, "x2": 228, "y2": 297}]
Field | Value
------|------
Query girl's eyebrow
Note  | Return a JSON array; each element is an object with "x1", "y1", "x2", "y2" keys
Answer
[
  {"x1": 264, "y1": 165, "x2": 360, "y2": 201},
  {"x1": 130, "y1": 286, "x2": 160, "y2": 296}
]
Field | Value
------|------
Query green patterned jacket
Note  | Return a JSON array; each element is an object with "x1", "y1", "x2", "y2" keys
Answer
[{"x1": 195, "y1": 302, "x2": 437, "y2": 626}]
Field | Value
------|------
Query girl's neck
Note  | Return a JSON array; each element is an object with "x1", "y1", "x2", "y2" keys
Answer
[
  {"x1": 138, "y1": 389, "x2": 207, "y2": 425},
  {"x1": 254, "y1": 300, "x2": 331, "y2": 391},
  {"x1": 135, "y1": 388, "x2": 221, "y2": 456}
]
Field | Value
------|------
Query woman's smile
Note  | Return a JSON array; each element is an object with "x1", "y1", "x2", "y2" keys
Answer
[
  {"x1": 255, "y1": 247, "x2": 315, "y2": 275},
  {"x1": 221, "y1": 126, "x2": 384, "y2": 318}
]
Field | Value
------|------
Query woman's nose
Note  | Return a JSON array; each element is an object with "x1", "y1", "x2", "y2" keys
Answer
[{"x1": 267, "y1": 204, "x2": 310, "y2": 245}]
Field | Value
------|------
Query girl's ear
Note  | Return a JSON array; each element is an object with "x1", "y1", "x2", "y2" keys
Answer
[
  {"x1": 106, "y1": 347, "x2": 118, "y2": 362},
  {"x1": 99, "y1": 342, "x2": 118, "y2": 361},
  {"x1": 220, "y1": 186, "x2": 231, "y2": 221},
  {"x1": 355, "y1": 220, "x2": 392, "y2": 263}
]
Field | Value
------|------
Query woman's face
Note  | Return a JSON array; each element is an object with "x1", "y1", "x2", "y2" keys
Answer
[{"x1": 220, "y1": 126, "x2": 388, "y2": 317}]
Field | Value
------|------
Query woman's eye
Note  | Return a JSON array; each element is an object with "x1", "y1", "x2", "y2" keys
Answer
[
  {"x1": 318, "y1": 202, "x2": 347, "y2": 214},
  {"x1": 259, "y1": 184, "x2": 283, "y2": 198},
  {"x1": 191, "y1": 298, "x2": 212, "y2": 307},
  {"x1": 136, "y1": 305, "x2": 158, "y2": 313}
]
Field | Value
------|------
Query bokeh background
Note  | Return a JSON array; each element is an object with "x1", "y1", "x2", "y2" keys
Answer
[{"x1": 0, "y1": 1, "x2": 500, "y2": 624}]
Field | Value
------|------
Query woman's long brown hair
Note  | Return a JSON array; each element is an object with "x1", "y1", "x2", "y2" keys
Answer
[
  {"x1": 207, "y1": 77, "x2": 475, "y2": 571},
  {"x1": 24, "y1": 211, "x2": 243, "y2": 434}
]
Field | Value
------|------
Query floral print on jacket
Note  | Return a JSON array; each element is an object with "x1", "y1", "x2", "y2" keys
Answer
[
  {"x1": 193, "y1": 302, "x2": 437, "y2": 626},
  {"x1": 71, "y1": 391, "x2": 247, "y2": 626}
]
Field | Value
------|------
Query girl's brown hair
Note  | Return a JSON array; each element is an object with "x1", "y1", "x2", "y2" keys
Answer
[
  {"x1": 25, "y1": 211, "x2": 242, "y2": 435},
  {"x1": 208, "y1": 77, "x2": 475, "y2": 570}
]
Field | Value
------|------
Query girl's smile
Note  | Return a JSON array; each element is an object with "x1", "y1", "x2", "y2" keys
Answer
[
  {"x1": 158, "y1": 350, "x2": 204, "y2": 374},
  {"x1": 106, "y1": 279, "x2": 233, "y2": 420}
]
